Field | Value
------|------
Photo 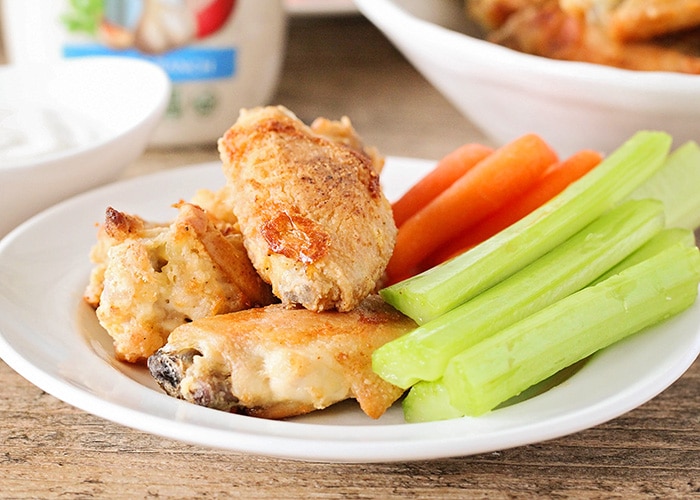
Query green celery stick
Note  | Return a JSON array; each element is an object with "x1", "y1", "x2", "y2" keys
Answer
[
  {"x1": 402, "y1": 379, "x2": 463, "y2": 423},
  {"x1": 380, "y1": 131, "x2": 672, "y2": 324},
  {"x1": 372, "y1": 199, "x2": 664, "y2": 388},
  {"x1": 592, "y1": 227, "x2": 696, "y2": 285},
  {"x1": 443, "y1": 242, "x2": 700, "y2": 417},
  {"x1": 628, "y1": 141, "x2": 700, "y2": 230},
  {"x1": 404, "y1": 226, "x2": 696, "y2": 422},
  {"x1": 403, "y1": 360, "x2": 587, "y2": 423}
]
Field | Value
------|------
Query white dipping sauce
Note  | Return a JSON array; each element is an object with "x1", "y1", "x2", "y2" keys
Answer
[{"x1": 0, "y1": 107, "x2": 103, "y2": 164}]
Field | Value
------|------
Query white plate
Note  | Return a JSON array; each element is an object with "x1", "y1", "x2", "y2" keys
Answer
[{"x1": 0, "y1": 158, "x2": 699, "y2": 463}]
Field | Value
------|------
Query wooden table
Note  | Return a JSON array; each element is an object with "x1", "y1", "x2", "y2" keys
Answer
[{"x1": 2, "y1": 14, "x2": 699, "y2": 499}]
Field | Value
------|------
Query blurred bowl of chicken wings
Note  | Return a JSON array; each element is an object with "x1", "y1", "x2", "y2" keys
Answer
[{"x1": 354, "y1": 0, "x2": 700, "y2": 156}]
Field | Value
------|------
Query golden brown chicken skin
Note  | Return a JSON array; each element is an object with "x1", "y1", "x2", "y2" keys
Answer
[
  {"x1": 217, "y1": 106, "x2": 397, "y2": 312},
  {"x1": 147, "y1": 295, "x2": 416, "y2": 419},
  {"x1": 560, "y1": 0, "x2": 700, "y2": 42},
  {"x1": 84, "y1": 202, "x2": 275, "y2": 363},
  {"x1": 468, "y1": 0, "x2": 700, "y2": 73}
]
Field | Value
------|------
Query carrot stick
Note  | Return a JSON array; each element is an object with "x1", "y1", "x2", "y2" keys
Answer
[
  {"x1": 392, "y1": 143, "x2": 494, "y2": 228},
  {"x1": 385, "y1": 134, "x2": 558, "y2": 285},
  {"x1": 423, "y1": 149, "x2": 603, "y2": 269}
]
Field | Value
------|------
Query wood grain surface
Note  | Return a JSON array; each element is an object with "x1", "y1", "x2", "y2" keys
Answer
[{"x1": 1, "y1": 14, "x2": 698, "y2": 499}]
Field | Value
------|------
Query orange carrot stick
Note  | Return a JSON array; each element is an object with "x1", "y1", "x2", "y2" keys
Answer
[
  {"x1": 392, "y1": 143, "x2": 494, "y2": 228},
  {"x1": 385, "y1": 134, "x2": 558, "y2": 284},
  {"x1": 424, "y1": 149, "x2": 603, "y2": 269}
]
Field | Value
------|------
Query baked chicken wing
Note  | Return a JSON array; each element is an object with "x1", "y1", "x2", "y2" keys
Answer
[
  {"x1": 147, "y1": 295, "x2": 416, "y2": 419},
  {"x1": 468, "y1": 0, "x2": 700, "y2": 73},
  {"x1": 217, "y1": 106, "x2": 397, "y2": 312},
  {"x1": 560, "y1": 0, "x2": 700, "y2": 42},
  {"x1": 85, "y1": 202, "x2": 275, "y2": 363}
]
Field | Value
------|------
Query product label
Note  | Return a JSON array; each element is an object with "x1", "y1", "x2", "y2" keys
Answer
[
  {"x1": 63, "y1": 45, "x2": 236, "y2": 82},
  {"x1": 60, "y1": 0, "x2": 238, "y2": 82}
]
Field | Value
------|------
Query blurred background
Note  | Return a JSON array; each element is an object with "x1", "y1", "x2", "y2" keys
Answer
[{"x1": 0, "y1": 0, "x2": 487, "y2": 174}]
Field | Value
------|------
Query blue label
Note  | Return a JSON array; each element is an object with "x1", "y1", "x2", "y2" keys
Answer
[{"x1": 63, "y1": 44, "x2": 237, "y2": 83}]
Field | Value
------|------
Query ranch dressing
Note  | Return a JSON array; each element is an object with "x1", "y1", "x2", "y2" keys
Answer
[{"x1": 0, "y1": 107, "x2": 103, "y2": 165}]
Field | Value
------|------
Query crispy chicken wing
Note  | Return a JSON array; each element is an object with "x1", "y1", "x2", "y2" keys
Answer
[
  {"x1": 85, "y1": 202, "x2": 275, "y2": 363},
  {"x1": 147, "y1": 295, "x2": 416, "y2": 419},
  {"x1": 560, "y1": 0, "x2": 700, "y2": 42},
  {"x1": 468, "y1": 0, "x2": 700, "y2": 73},
  {"x1": 217, "y1": 106, "x2": 397, "y2": 312}
]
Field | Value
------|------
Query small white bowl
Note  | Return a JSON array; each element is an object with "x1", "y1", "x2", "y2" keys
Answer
[
  {"x1": 355, "y1": 0, "x2": 700, "y2": 156},
  {"x1": 0, "y1": 56, "x2": 170, "y2": 237}
]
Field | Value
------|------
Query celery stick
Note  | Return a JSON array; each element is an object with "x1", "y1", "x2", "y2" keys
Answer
[
  {"x1": 381, "y1": 131, "x2": 672, "y2": 324},
  {"x1": 403, "y1": 230, "x2": 692, "y2": 422},
  {"x1": 443, "y1": 242, "x2": 700, "y2": 416},
  {"x1": 402, "y1": 379, "x2": 463, "y2": 423},
  {"x1": 592, "y1": 228, "x2": 695, "y2": 285},
  {"x1": 628, "y1": 141, "x2": 700, "y2": 230},
  {"x1": 372, "y1": 199, "x2": 664, "y2": 388},
  {"x1": 403, "y1": 360, "x2": 587, "y2": 423}
]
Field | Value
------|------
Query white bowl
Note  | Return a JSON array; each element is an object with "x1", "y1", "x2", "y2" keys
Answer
[
  {"x1": 0, "y1": 56, "x2": 170, "y2": 237},
  {"x1": 354, "y1": 0, "x2": 700, "y2": 156}
]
